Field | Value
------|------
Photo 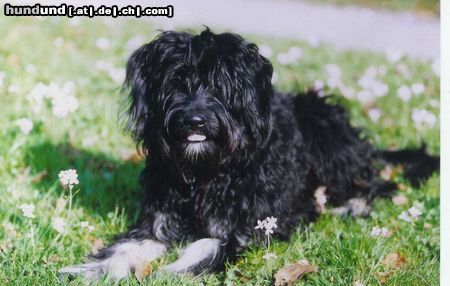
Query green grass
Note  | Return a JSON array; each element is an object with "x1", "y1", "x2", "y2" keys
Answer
[
  {"x1": 0, "y1": 17, "x2": 439, "y2": 285},
  {"x1": 305, "y1": 0, "x2": 440, "y2": 15}
]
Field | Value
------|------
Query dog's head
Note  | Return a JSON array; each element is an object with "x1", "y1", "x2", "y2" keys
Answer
[{"x1": 123, "y1": 29, "x2": 273, "y2": 181}]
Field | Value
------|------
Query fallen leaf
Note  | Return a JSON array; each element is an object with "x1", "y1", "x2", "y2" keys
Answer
[
  {"x1": 376, "y1": 271, "x2": 392, "y2": 283},
  {"x1": 91, "y1": 239, "x2": 104, "y2": 255},
  {"x1": 135, "y1": 259, "x2": 153, "y2": 282},
  {"x1": 120, "y1": 149, "x2": 142, "y2": 164},
  {"x1": 274, "y1": 259, "x2": 318, "y2": 286},
  {"x1": 392, "y1": 194, "x2": 408, "y2": 205},
  {"x1": 31, "y1": 170, "x2": 48, "y2": 183},
  {"x1": 397, "y1": 183, "x2": 407, "y2": 191},
  {"x1": 380, "y1": 165, "x2": 403, "y2": 181},
  {"x1": 43, "y1": 254, "x2": 61, "y2": 265},
  {"x1": 381, "y1": 252, "x2": 406, "y2": 268}
]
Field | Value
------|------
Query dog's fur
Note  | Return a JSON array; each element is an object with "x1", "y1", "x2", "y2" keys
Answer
[{"x1": 59, "y1": 29, "x2": 439, "y2": 280}]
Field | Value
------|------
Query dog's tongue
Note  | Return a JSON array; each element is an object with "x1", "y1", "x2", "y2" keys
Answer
[{"x1": 187, "y1": 134, "x2": 206, "y2": 142}]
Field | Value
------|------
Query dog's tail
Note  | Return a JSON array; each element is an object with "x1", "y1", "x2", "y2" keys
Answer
[{"x1": 375, "y1": 144, "x2": 439, "y2": 186}]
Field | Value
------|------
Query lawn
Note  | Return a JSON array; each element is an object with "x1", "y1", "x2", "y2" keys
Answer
[{"x1": 0, "y1": 16, "x2": 440, "y2": 285}]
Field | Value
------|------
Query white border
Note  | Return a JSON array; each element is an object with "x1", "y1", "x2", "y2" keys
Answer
[{"x1": 441, "y1": 0, "x2": 449, "y2": 285}]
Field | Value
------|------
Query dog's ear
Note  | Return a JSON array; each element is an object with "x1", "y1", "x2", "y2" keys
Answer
[
  {"x1": 228, "y1": 41, "x2": 274, "y2": 149},
  {"x1": 122, "y1": 42, "x2": 157, "y2": 146}
]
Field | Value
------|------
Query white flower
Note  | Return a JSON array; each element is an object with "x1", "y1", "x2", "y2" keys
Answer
[
  {"x1": 380, "y1": 227, "x2": 390, "y2": 237},
  {"x1": 96, "y1": 37, "x2": 111, "y2": 50},
  {"x1": 408, "y1": 206, "x2": 422, "y2": 219},
  {"x1": 54, "y1": 37, "x2": 64, "y2": 47},
  {"x1": 255, "y1": 219, "x2": 265, "y2": 230},
  {"x1": 108, "y1": 67, "x2": 126, "y2": 84},
  {"x1": 370, "y1": 226, "x2": 381, "y2": 237},
  {"x1": 397, "y1": 85, "x2": 412, "y2": 102},
  {"x1": 265, "y1": 216, "x2": 278, "y2": 230},
  {"x1": 80, "y1": 221, "x2": 95, "y2": 232},
  {"x1": 287, "y1": 47, "x2": 302, "y2": 59},
  {"x1": 258, "y1": 44, "x2": 273, "y2": 58},
  {"x1": 125, "y1": 35, "x2": 145, "y2": 50},
  {"x1": 276, "y1": 47, "x2": 302, "y2": 65},
  {"x1": 412, "y1": 108, "x2": 437, "y2": 129},
  {"x1": 8, "y1": 84, "x2": 21, "y2": 93},
  {"x1": 52, "y1": 217, "x2": 68, "y2": 234},
  {"x1": 265, "y1": 228, "x2": 274, "y2": 235},
  {"x1": 26, "y1": 64, "x2": 36, "y2": 74},
  {"x1": 58, "y1": 169, "x2": 79, "y2": 188},
  {"x1": 314, "y1": 79, "x2": 324, "y2": 91},
  {"x1": 327, "y1": 77, "x2": 341, "y2": 89},
  {"x1": 378, "y1": 65, "x2": 387, "y2": 76},
  {"x1": 411, "y1": 83, "x2": 425, "y2": 95},
  {"x1": 338, "y1": 85, "x2": 355, "y2": 99},
  {"x1": 16, "y1": 118, "x2": 33, "y2": 135},
  {"x1": 271, "y1": 71, "x2": 278, "y2": 84},
  {"x1": 368, "y1": 108, "x2": 381, "y2": 122},
  {"x1": 95, "y1": 60, "x2": 113, "y2": 71},
  {"x1": 27, "y1": 81, "x2": 78, "y2": 117},
  {"x1": 429, "y1": 99, "x2": 439, "y2": 108},
  {"x1": 19, "y1": 204, "x2": 35, "y2": 219},
  {"x1": 0, "y1": 71, "x2": 6, "y2": 87},
  {"x1": 396, "y1": 63, "x2": 411, "y2": 79},
  {"x1": 51, "y1": 93, "x2": 79, "y2": 117},
  {"x1": 255, "y1": 216, "x2": 278, "y2": 235},
  {"x1": 262, "y1": 252, "x2": 278, "y2": 260},
  {"x1": 356, "y1": 89, "x2": 374, "y2": 104},
  {"x1": 398, "y1": 211, "x2": 412, "y2": 222},
  {"x1": 386, "y1": 49, "x2": 404, "y2": 63},
  {"x1": 371, "y1": 226, "x2": 390, "y2": 237},
  {"x1": 27, "y1": 82, "x2": 48, "y2": 113},
  {"x1": 372, "y1": 82, "x2": 389, "y2": 97},
  {"x1": 325, "y1": 64, "x2": 341, "y2": 79}
]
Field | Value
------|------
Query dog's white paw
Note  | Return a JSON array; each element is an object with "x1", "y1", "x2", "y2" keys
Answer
[
  {"x1": 59, "y1": 239, "x2": 167, "y2": 281},
  {"x1": 163, "y1": 238, "x2": 221, "y2": 274}
]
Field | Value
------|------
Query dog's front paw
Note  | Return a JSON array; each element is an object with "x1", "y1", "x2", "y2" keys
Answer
[
  {"x1": 59, "y1": 239, "x2": 167, "y2": 281},
  {"x1": 58, "y1": 261, "x2": 108, "y2": 281}
]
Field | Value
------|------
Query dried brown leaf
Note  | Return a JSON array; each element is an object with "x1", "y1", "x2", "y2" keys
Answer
[
  {"x1": 91, "y1": 239, "x2": 104, "y2": 255},
  {"x1": 381, "y1": 252, "x2": 406, "y2": 268},
  {"x1": 392, "y1": 194, "x2": 408, "y2": 206},
  {"x1": 274, "y1": 259, "x2": 318, "y2": 286},
  {"x1": 397, "y1": 183, "x2": 407, "y2": 191},
  {"x1": 31, "y1": 170, "x2": 48, "y2": 183},
  {"x1": 135, "y1": 260, "x2": 153, "y2": 282},
  {"x1": 376, "y1": 271, "x2": 392, "y2": 283},
  {"x1": 120, "y1": 149, "x2": 142, "y2": 164}
]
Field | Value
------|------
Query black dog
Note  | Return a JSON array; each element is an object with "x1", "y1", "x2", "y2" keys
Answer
[{"x1": 59, "y1": 29, "x2": 439, "y2": 280}]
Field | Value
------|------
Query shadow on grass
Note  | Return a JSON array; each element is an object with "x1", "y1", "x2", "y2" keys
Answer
[{"x1": 24, "y1": 140, "x2": 144, "y2": 221}]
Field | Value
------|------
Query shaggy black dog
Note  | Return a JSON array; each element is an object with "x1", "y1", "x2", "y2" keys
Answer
[{"x1": 59, "y1": 29, "x2": 439, "y2": 281}]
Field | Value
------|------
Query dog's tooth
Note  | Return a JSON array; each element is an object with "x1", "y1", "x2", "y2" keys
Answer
[{"x1": 187, "y1": 134, "x2": 206, "y2": 142}]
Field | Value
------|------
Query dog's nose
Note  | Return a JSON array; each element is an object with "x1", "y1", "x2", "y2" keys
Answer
[{"x1": 184, "y1": 115, "x2": 206, "y2": 129}]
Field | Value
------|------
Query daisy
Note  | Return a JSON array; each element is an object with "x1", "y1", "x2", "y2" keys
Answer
[
  {"x1": 19, "y1": 204, "x2": 35, "y2": 219},
  {"x1": 52, "y1": 217, "x2": 68, "y2": 234},
  {"x1": 58, "y1": 169, "x2": 79, "y2": 188},
  {"x1": 16, "y1": 118, "x2": 33, "y2": 135},
  {"x1": 96, "y1": 37, "x2": 111, "y2": 50},
  {"x1": 397, "y1": 85, "x2": 412, "y2": 102}
]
